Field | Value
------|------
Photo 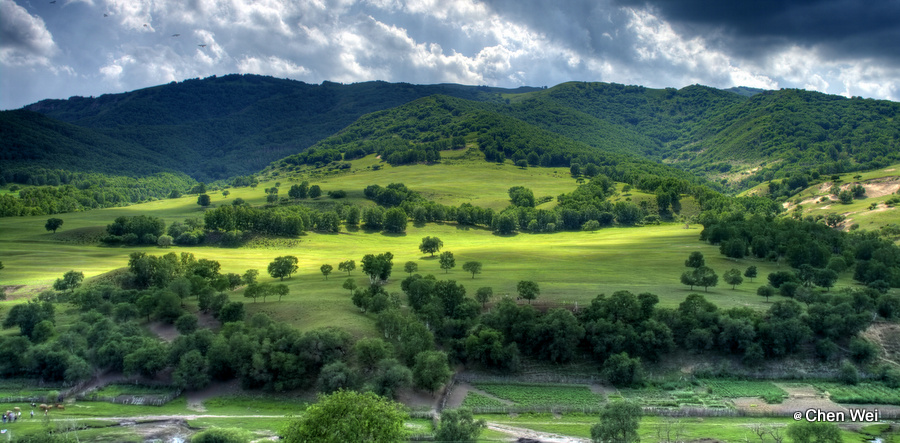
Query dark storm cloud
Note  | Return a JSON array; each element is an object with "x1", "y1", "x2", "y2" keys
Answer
[{"x1": 611, "y1": 0, "x2": 900, "y2": 60}]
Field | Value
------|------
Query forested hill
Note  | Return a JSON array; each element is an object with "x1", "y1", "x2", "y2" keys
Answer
[
  {"x1": 7, "y1": 74, "x2": 900, "y2": 190},
  {"x1": 18, "y1": 75, "x2": 532, "y2": 182}
]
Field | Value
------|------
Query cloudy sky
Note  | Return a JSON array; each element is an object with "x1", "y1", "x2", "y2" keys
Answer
[{"x1": 2, "y1": 0, "x2": 899, "y2": 109}]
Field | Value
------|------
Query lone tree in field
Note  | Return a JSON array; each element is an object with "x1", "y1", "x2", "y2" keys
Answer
[
  {"x1": 308, "y1": 185, "x2": 322, "y2": 199},
  {"x1": 268, "y1": 256, "x2": 299, "y2": 281},
  {"x1": 439, "y1": 251, "x2": 456, "y2": 273},
  {"x1": 723, "y1": 268, "x2": 743, "y2": 290},
  {"x1": 280, "y1": 390, "x2": 408, "y2": 443},
  {"x1": 685, "y1": 251, "x2": 705, "y2": 268},
  {"x1": 45, "y1": 218, "x2": 64, "y2": 233},
  {"x1": 757, "y1": 285, "x2": 775, "y2": 302},
  {"x1": 462, "y1": 261, "x2": 482, "y2": 279},
  {"x1": 591, "y1": 400, "x2": 641, "y2": 443},
  {"x1": 475, "y1": 287, "x2": 493, "y2": 308},
  {"x1": 361, "y1": 252, "x2": 394, "y2": 284},
  {"x1": 338, "y1": 260, "x2": 356, "y2": 276},
  {"x1": 343, "y1": 278, "x2": 357, "y2": 296},
  {"x1": 53, "y1": 270, "x2": 84, "y2": 292},
  {"x1": 320, "y1": 264, "x2": 333, "y2": 280},
  {"x1": 744, "y1": 266, "x2": 758, "y2": 282},
  {"x1": 197, "y1": 194, "x2": 211, "y2": 207},
  {"x1": 517, "y1": 280, "x2": 540, "y2": 304},
  {"x1": 404, "y1": 261, "x2": 418, "y2": 276},
  {"x1": 419, "y1": 236, "x2": 443, "y2": 257}
]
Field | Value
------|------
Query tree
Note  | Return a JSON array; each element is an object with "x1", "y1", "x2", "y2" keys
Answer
[
  {"x1": 462, "y1": 261, "x2": 483, "y2": 279},
  {"x1": 694, "y1": 266, "x2": 718, "y2": 292},
  {"x1": 404, "y1": 261, "x2": 418, "y2": 276},
  {"x1": 744, "y1": 266, "x2": 758, "y2": 282},
  {"x1": 723, "y1": 268, "x2": 743, "y2": 290},
  {"x1": 157, "y1": 234, "x2": 174, "y2": 248},
  {"x1": 354, "y1": 337, "x2": 392, "y2": 373},
  {"x1": 439, "y1": 251, "x2": 456, "y2": 273},
  {"x1": 434, "y1": 408, "x2": 486, "y2": 443},
  {"x1": 342, "y1": 278, "x2": 357, "y2": 296},
  {"x1": 685, "y1": 251, "x2": 705, "y2": 268},
  {"x1": 173, "y1": 349, "x2": 209, "y2": 390},
  {"x1": 383, "y1": 207, "x2": 408, "y2": 233},
  {"x1": 785, "y1": 421, "x2": 843, "y2": 443},
  {"x1": 412, "y1": 350, "x2": 452, "y2": 395},
  {"x1": 517, "y1": 280, "x2": 540, "y2": 304},
  {"x1": 191, "y1": 428, "x2": 252, "y2": 443},
  {"x1": 242, "y1": 269, "x2": 259, "y2": 285},
  {"x1": 475, "y1": 287, "x2": 493, "y2": 308},
  {"x1": 45, "y1": 217, "x2": 63, "y2": 233},
  {"x1": 602, "y1": 352, "x2": 644, "y2": 387},
  {"x1": 320, "y1": 264, "x2": 333, "y2": 280},
  {"x1": 217, "y1": 301, "x2": 245, "y2": 323},
  {"x1": 757, "y1": 285, "x2": 775, "y2": 302},
  {"x1": 280, "y1": 390, "x2": 408, "y2": 443},
  {"x1": 197, "y1": 194, "x2": 211, "y2": 207},
  {"x1": 583, "y1": 220, "x2": 601, "y2": 232},
  {"x1": 52, "y1": 270, "x2": 84, "y2": 292},
  {"x1": 175, "y1": 314, "x2": 198, "y2": 334},
  {"x1": 268, "y1": 256, "x2": 299, "y2": 281},
  {"x1": 361, "y1": 252, "x2": 394, "y2": 284},
  {"x1": 3, "y1": 300, "x2": 55, "y2": 339},
  {"x1": 308, "y1": 185, "x2": 322, "y2": 199},
  {"x1": 419, "y1": 236, "x2": 443, "y2": 257},
  {"x1": 680, "y1": 271, "x2": 698, "y2": 291},
  {"x1": 591, "y1": 400, "x2": 641, "y2": 443},
  {"x1": 338, "y1": 260, "x2": 356, "y2": 276}
]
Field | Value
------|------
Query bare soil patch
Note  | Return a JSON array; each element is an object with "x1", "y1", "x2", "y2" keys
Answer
[
  {"x1": 185, "y1": 379, "x2": 242, "y2": 412},
  {"x1": 862, "y1": 323, "x2": 900, "y2": 366},
  {"x1": 487, "y1": 423, "x2": 589, "y2": 443},
  {"x1": 1, "y1": 285, "x2": 26, "y2": 300},
  {"x1": 149, "y1": 321, "x2": 179, "y2": 342}
]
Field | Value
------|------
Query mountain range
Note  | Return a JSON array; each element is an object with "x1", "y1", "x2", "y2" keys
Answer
[{"x1": 2, "y1": 74, "x2": 899, "y2": 191}]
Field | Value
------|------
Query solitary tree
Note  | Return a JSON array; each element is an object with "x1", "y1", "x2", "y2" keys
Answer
[
  {"x1": 45, "y1": 218, "x2": 64, "y2": 233},
  {"x1": 757, "y1": 285, "x2": 775, "y2": 302},
  {"x1": 439, "y1": 251, "x2": 456, "y2": 273},
  {"x1": 308, "y1": 185, "x2": 322, "y2": 199},
  {"x1": 157, "y1": 234, "x2": 174, "y2": 248},
  {"x1": 462, "y1": 261, "x2": 482, "y2": 279},
  {"x1": 342, "y1": 278, "x2": 357, "y2": 296},
  {"x1": 197, "y1": 194, "x2": 211, "y2": 207},
  {"x1": 53, "y1": 270, "x2": 84, "y2": 292},
  {"x1": 404, "y1": 261, "x2": 418, "y2": 276},
  {"x1": 475, "y1": 287, "x2": 493, "y2": 308},
  {"x1": 744, "y1": 266, "x2": 758, "y2": 282},
  {"x1": 419, "y1": 236, "x2": 443, "y2": 257},
  {"x1": 320, "y1": 264, "x2": 333, "y2": 280},
  {"x1": 590, "y1": 401, "x2": 641, "y2": 443},
  {"x1": 723, "y1": 268, "x2": 744, "y2": 289},
  {"x1": 338, "y1": 260, "x2": 356, "y2": 276},
  {"x1": 280, "y1": 390, "x2": 408, "y2": 443},
  {"x1": 517, "y1": 280, "x2": 540, "y2": 304},
  {"x1": 268, "y1": 256, "x2": 299, "y2": 281}
]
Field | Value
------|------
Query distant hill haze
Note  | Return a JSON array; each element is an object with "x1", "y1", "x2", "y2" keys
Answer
[{"x1": 4, "y1": 74, "x2": 899, "y2": 189}]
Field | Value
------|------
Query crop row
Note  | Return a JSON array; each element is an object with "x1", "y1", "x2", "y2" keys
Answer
[
  {"x1": 472, "y1": 383, "x2": 604, "y2": 407},
  {"x1": 701, "y1": 380, "x2": 786, "y2": 403},
  {"x1": 461, "y1": 392, "x2": 509, "y2": 409},
  {"x1": 812, "y1": 382, "x2": 900, "y2": 405}
]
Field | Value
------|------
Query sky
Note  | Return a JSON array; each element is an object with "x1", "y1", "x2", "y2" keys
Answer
[{"x1": 2, "y1": 0, "x2": 899, "y2": 110}]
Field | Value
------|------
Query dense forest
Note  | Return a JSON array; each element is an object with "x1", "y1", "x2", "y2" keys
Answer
[{"x1": 4, "y1": 75, "x2": 898, "y2": 191}]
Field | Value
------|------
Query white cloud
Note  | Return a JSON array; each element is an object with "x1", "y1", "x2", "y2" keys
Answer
[{"x1": 0, "y1": 0, "x2": 58, "y2": 66}]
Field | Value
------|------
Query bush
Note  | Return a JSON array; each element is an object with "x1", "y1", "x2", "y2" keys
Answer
[
  {"x1": 191, "y1": 427, "x2": 252, "y2": 443},
  {"x1": 840, "y1": 361, "x2": 860, "y2": 385}
]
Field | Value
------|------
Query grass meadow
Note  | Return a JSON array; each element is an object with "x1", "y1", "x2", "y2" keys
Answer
[{"x1": 1, "y1": 153, "x2": 870, "y2": 337}]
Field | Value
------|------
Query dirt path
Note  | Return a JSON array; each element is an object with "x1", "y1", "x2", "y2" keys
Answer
[{"x1": 486, "y1": 423, "x2": 590, "y2": 443}]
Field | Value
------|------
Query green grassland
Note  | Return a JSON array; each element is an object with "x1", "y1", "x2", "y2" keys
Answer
[
  {"x1": 1, "y1": 153, "x2": 865, "y2": 338},
  {"x1": 742, "y1": 163, "x2": 900, "y2": 234}
]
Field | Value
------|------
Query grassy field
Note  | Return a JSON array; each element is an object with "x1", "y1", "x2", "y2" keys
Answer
[{"x1": 0, "y1": 153, "x2": 872, "y2": 338}]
